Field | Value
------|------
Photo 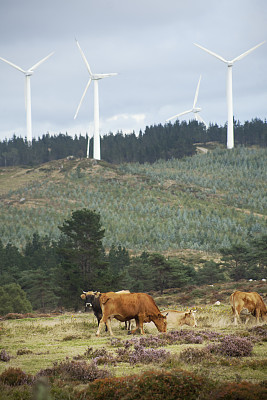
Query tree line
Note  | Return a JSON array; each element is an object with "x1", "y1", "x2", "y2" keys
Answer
[
  {"x1": 0, "y1": 118, "x2": 266, "y2": 167},
  {"x1": 0, "y1": 209, "x2": 266, "y2": 315}
]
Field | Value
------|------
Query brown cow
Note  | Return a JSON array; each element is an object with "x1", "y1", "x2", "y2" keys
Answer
[
  {"x1": 161, "y1": 310, "x2": 197, "y2": 328},
  {"x1": 96, "y1": 292, "x2": 167, "y2": 336},
  {"x1": 230, "y1": 291, "x2": 267, "y2": 325}
]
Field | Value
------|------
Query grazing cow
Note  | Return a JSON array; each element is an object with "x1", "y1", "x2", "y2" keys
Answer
[
  {"x1": 161, "y1": 310, "x2": 197, "y2": 328},
  {"x1": 230, "y1": 291, "x2": 267, "y2": 325},
  {"x1": 80, "y1": 290, "x2": 132, "y2": 330},
  {"x1": 96, "y1": 292, "x2": 167, "y2": 336}
]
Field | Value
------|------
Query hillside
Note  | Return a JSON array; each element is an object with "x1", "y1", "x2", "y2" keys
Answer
[{"x1": 0, "y1": 146, "x2": 266, "y2": 253}]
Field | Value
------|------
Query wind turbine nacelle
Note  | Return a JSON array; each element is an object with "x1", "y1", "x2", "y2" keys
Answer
[
  {"x1": 192, "y1": 107, "x2": 201, "y2": 113},
  {"x1": 25, "y1": 71, "x2": 34, "y2": 76}
]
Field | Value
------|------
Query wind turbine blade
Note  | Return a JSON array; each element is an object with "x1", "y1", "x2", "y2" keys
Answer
[
  {"x1": 0, "y1": 56, "x2": 25, "y2": 73},
  {"x1": 193, "y1": 75, "x2": 201, "y2": 108},
  {"x1": 100, "y1": 73, "x2": 118, "y2": 77},
  {"x1": 194, "y1": 43, "x2": 227, "y2": 63},
  {"x1": 29, "y1": 52, "x2": 55, "y2": 71},
  {"x1": 75, "y1": 40, "x2": 93, "y2": 75},
  {"x1": 74, "y1": 78, "x2": 92, "y2": 119},
  {"x1": 231, "y1": 41, "x2": 265, "y2": 63},
  {"x1": 166, "y1": 109, "x2": 192, "y2": 121},
  {"x1": 196, "y1": 114, "x2": 207, "y2": 127}
]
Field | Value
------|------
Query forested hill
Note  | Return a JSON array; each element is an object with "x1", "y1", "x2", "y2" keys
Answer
[
  {"x1": 0, "y1": 146, "x2": 266, "y2": 253},
  {"x1": 0, "y1": 118, "x2": 266, "y2": 167}
]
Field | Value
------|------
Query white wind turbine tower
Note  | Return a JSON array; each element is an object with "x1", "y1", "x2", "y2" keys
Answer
[
  {"x1": 0, "y1": 52, "x2": 54, "y2": 145},
  {"x1": 166, "y1": 75, "x2": 207, "y2": 128},
  {"x1": 194, "y1": 41, "x2": 265, "y2": 149},
  {"x1": 86, "y1": 123, "x2": 93, "y2": 159},
  {"x1": 74, "y1": 40, "x2": 118, "y2": 160}
]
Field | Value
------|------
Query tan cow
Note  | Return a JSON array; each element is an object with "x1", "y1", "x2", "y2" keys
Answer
[
  {"x1": 230, "y1": 291, "x2": 267, "y2": 325},
  {"x1": 96, "y1": 292, "x2": 167, "y2": 336},
  {"x1": 161, "y1": 310, "x2": 197, "y2": 328}
]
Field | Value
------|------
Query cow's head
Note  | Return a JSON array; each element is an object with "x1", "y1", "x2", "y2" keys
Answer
[
  {"x1": 80, "y1": 291, "x2": 98, "y2": 305},
  {"x1": 184, "y1": 310, "x2": 197, "y2": 327},
  {"x1": 152, "y1": 313, "x2": 167, "y2": 333}
]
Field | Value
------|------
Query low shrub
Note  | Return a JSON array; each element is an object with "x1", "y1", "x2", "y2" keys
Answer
[
  {"x1": 129, "y1": 344, "x2": 170, "y2": 365},
  {"x1": 165, "y1": 330, "x2": 203, "y2": 344},
  {"x1": 248, "y1": 325, "x2": 267, "y2": 341},
  {"x1": 16, "y1": 349, "x2": 33, "y2": 356},
  {"x1": 179, "y1": 347, "x2": 211, "y2": 364},
  {"x1": 74, "y1": 347, "x2": 116, "y2": 365},
  {"x1": 0, "y1": 368, "x2": 33, "y2": 386},
  {"x1": 0, "y1": 349, "x2": 11, "y2": 362},
  {"x1": 209, "y1": 381, "x2": 267, "y2": 399},
  {"x1": 77, "y1": 369, "x2": 206, "y2": 400},
  {"x1": 207, "y1": 335, "x2": 253, "y2": 357},
  {"x1": 38, "y1": 359, "x2": 111, "y2": 382}
]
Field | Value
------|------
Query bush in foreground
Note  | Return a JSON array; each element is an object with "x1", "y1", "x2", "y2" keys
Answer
[
  {"x1": 0, "y1": 368, "x2": 33, "y2": 386},
  {"x1": 76, "y1": 369, "x2": 206, "y2": 400},
  {"x1": 209, "y1": 381, "x2": 267, "y2": 400}
]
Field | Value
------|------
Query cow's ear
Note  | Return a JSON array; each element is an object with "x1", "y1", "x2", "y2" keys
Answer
[
  {"x1": 81, "y1": 294, "x2": 86, "y2": 300},
  {"x1": 95, "y1": 292, "x2": 101, "y2": 297}
]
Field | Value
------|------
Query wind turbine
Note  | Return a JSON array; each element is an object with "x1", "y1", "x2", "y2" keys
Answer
[
  {"x1": 74, "y1": 40, "x2": 118, "y2": 160},
  {"x1": 0, "y1": 52, "x2": 54, "y2": 145},
  {"x1": 166, "y1": 75, "x2": 207, "y2": 128},
  {"x1": 194, "y1": 41, "x2": 265, "y2": 149}
]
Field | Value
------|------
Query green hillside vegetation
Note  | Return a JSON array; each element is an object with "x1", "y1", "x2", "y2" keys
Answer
[{"x1": 0, "y1": 146, "x2": 266, "y2": 252}]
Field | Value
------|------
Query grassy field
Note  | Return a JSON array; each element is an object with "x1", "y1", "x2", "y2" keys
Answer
[
  {"x1": 0, "y1": 282, "x2": 266, "y2": 399},
  {"x1": 1, "y1": 281, "x2": 266, "y2": 380}
]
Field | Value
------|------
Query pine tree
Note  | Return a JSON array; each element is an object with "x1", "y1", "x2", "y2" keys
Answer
[{"x1": 57, "y1": 209, "x2": 106, "y2": 292}]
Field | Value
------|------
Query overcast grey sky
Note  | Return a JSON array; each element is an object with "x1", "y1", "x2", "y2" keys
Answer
[{"x1": 0, "y1": 0, "x2": 266, "y2": 141}]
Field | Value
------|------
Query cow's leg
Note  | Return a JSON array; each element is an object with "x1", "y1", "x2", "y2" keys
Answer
[
  {"x1": 138, "y1": 316, "x2": 145, "y2": 335},
  {"x1": 98, "y1": 317, "x2": 108, "y2": 332},
  {"x1": 129, "y1": 318, "x2": 139, "y2": 334},
  {"x1": 255, "y1": 309, "x2": 260, "y2": 325},
  {"x1": 96, "y1": 315, "x2": 113, "y2": 336},
  {"x1": 96, "y1": 318, "x2": 105, "y2": 336},
  {"x1": 233, "y1": 305, "x2": 243, "y2": 325},
  {"x1": 104, "y1": 317, "x2": 113, "y2": 336}
]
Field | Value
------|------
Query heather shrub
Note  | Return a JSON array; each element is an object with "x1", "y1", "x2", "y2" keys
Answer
[
  {"x1": 179, "y1": 347, "x2": 211, "y2": 364},
  {"x1": 74, "y1": 347, "x2": 116, "y2": 365},
  {"x1": 248, "y1": 325, "x2": 267, "y2": 341},
  {"x1": 0, "y1": 368, "x2": 33, "y2": 386},
  {"x1": 0, "y1": 349, "x2": 11, "y2": 362},
  {"x1": 115, "y1": 347, "x2": 130, "y2": 362},
  {"x1": 208, "y1": 335, "x2": 253, "y2": 357},
  {"x1": 17, "y1": 349, "x2": 33, "y2": 356},
  {"x1": 37, "y1": 359, "x2": 111, "y2": 382},
  {"x1": 77, "y1": 369, "x2": 206, "y2": 400},
  {"x1": 132, "y1": 335, "x2": 166, "y2": 348},
  {"x1": 165, "y1": 330, "x2": 203, "y2": 344},
  {"x1": 129, "y1": 344, "x2": 170, "y2": 365},
  {"x1": 209, "y1": 381, "x2": 267, "y2": 400}
]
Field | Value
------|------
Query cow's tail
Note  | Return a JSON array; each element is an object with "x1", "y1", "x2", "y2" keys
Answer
[{"x1": 229, "y1": 292, "x2": 236, "y2": 313}]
